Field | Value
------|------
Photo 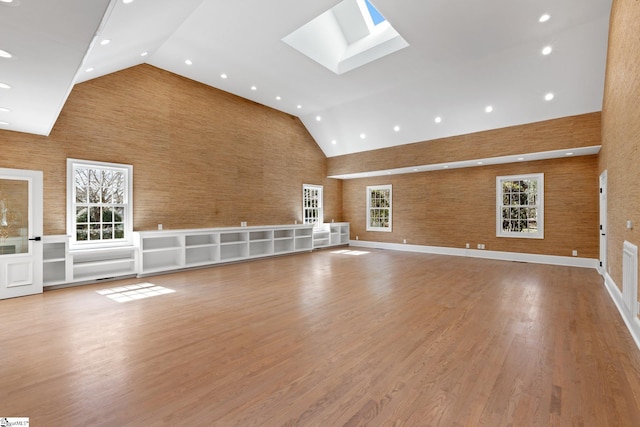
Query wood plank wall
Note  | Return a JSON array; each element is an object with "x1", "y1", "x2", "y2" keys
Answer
[
  {"x1": 0, "y1": 65, "x2": 342, "y2": 234},
  {"x1": 600, "y1": 0, "x2": 640, "y2": 304},
  {"x1": 343, "y1": 155, "x2": 599, "y2": 258}
]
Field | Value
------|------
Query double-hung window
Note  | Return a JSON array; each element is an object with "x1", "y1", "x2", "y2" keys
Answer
[
  {"x1": 67, "y1": 159, "x2": 133, "y2": 247},
  {"x1": 303, "y1": 184, "x2": 323, "y2": 226},
  {"x1": 366, "y1": 185, "x2": 392, "y2": 232},
  {"x1": 496, "y1": 173, "x2": 543, "y2": 238}
]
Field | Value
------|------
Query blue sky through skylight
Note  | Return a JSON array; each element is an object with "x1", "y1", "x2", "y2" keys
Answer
[{"x1": 364, "y1": 0, "x2": 386, "y2": 25}]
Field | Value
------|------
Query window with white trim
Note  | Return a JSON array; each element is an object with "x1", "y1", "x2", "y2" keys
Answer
[
  {"x1": 67, "y1": 159, "x2": 133, "y2": 247},
  {"x1": 367, "y1": 185, "x2": 392, "y2": 232},
  {"x1": 303, "y1": 184, "x2": 323, "y2": 226},
  {"x1": 496, "y1": 173, "x2": 543, "y2": 238}
]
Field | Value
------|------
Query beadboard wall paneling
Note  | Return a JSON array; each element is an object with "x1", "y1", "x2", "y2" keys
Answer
[
  {"x1": 600, "y1": 0, "x2": 640, "y2": 299},
  {"x1": 328, "y1": 113, "x2": 601, "y2": 176},
  {"x1": 0, "y1": 65, "x2": 342, "y2": 234},
  {"x1": 344, "y1": 155, "x2": 599, "y2": 258}
]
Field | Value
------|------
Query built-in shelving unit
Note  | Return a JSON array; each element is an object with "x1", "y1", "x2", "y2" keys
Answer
[
  {"x1": 295, "y1": 227, "x2": 313, "y2": 251},
  {"x1": 135, "y1": 224, "x2": 314, "y2": 277},
  {"x1": 313, "y1": 222, "x2": 350, "y2": 249},
  {"x1": 42, "y1": 223, "x2": 346, "y2": 287},
  {"x1": 42, "y1": 235, "x2": 137, "y2": 287},
  {"x1": 42, "y1": 235, "x2": 70, "y2": 286},
  {"x1": 70, "y1": 246, "x2": 137, "y2": 282}
]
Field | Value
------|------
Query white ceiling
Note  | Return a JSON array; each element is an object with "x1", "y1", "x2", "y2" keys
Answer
[{"x1": 1, "y1": 0, "x2": 612, "y2": 159}]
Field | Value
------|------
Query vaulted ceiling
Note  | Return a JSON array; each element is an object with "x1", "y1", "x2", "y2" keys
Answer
[{"x1": 0, "y1": 0, "x2": 612, "y2": 158}]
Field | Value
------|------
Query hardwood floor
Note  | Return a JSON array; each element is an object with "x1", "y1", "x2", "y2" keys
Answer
[{"x1": 1, "y1": 249, "x2": 640, "y2": 426}]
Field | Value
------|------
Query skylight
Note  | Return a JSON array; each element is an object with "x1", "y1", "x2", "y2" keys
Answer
[
  {"x1": 364, "y1": 0, "x2": 386, "y2": 25},
  {"x1": 282, "y1": 0, "x2": 408, "y2": 75}
]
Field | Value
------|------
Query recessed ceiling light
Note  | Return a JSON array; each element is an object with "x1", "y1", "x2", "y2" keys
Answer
[
  {"x1": 443, "y1": 165, "x2": 449, "y2": 169},
  {"x1": 542, "y1": 46, "x2": 552, "y2": 55},
  {"x1": 276, "y1": 96, "x2": 281, "y2": 100},
  {"x1": 545, "y1": 92, "x2": 555, "y2": 101},
  {"x1": 316, "y1": 116, "x2": 322, "y2": 121},
  {"x1": 434, "y1": 116, "x2": 442, "y2": 123},
  {"x1": 0, "y1": 49, "x2": 12, "y2": 58},
  {"x1": 0, "y1": 121, "x2": 9, "y2": 126},
  {"x1": 331, "y1": 139, "x2": 337, "y2": 145},
  {"x1": 250, "y1": 85, "x2": 257, "y2": 91},
  {"x1": 123, "y1": 0, "x2": 134, "y2": 4},
  {"x1": 0, "y1": 82, "x2": 10, "y2": 89},
  {"x1": 413, "y1": 168, "x2": 418, "y2": 172},
  {"x1": 185, "y1": 59, "x2": 192, "y2": 65},
  {"x1": 220, "y1": 73, "x2": 227, "y2": 79},
  {"x1": 539, "y1": 14, "x2": 551, "y2": 23},
  {"x1": 360, "y1": 133, "x2": 366, "y2": 139},
  {"x1": 100, "y1": 39, "x2": 110, "y2": 46},
  {"x1": 566, "y1": 152, "x2": 574, "y2": 156},
  {"x1": 393, "y1": 125, "x2": 400, "y2": 132},
  {"x1": 140, "y1": 51, "x2": 148, "y2": 57},
  {"x1": 85, "y1": 67, "x2": 94, "y2": 73},
  {"x1": 297, "y1": 105, "x2": 302, "y2": 109},
  {"x1": 517, "y1": 157, "x2": 525, "y2": 161},
  {"x1": 477, "y1": 161, "x2": 484, "y2": 165},
  {"x1": 0, "y1": 0, "x2": 15, "y2": 3},
  {"x1": 485, "y1": 106, "x2": 493, "y2": 113},
  {"x1": 0, "y1": 107, "x2": 9, "y2": 112}
]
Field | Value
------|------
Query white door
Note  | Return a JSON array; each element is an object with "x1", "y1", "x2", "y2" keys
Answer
[
  {"x1": 599, "y1": 170, "x2": 608, "y2": 276},
  {"x1": 0, "y1": 168, "x2": 43, "y2": 299}
]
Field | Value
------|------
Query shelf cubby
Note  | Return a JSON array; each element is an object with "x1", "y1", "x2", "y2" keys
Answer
[
  {"x1": 249, "y1": 240, "x2": 273, "y2": 257},
  {"x1": 185, "y1": 245, "x2": 217, "y2": 265},
  {"x1": 143, "y1": 235, "x2": 182, "y2": 251},
  {"x1": 220, "y1": 232, "x2": 248, "y2": 244},
  {"x1": 274, "y1": 238, "x2": 294, "y2": 253},
  {"x1": 220, "y1": 241, "x2": 249, "y2": 261},
  {"x1": 185, "y1": 233, "x2": 218, "y2": 247}
]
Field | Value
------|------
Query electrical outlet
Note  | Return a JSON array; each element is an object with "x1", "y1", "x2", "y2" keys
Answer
[
  {"x1": 356, "y1": 235, "x2": 359, "y2": 240},
  {"x1": 572, "y1": 250, "x2": 578, "y2": 257},
  {"x1": 477, "y1": 244, "x2": 482, "y2": 249},
  {"x1": 158, "y1": 224, "x2": 162, "y2": 230},
  {"x1": 403, "y1": 239, "x2": 407, "y2": 244},
  {"x1": 466, "y1": 243, "x2": 470, "y2": 249}
]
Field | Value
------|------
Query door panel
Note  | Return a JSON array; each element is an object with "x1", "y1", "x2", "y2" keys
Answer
[
  {"x1": 6, "y1": 260, "x2": 33, "y2": 287},
  {"x1": 0, "y1": 168, "x2": 43, "y2": 299}
]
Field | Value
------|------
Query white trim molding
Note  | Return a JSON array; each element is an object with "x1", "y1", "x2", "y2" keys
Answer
[
  {"x1": 603, "y1": 272, "x2": 640, "y2": 351},
  {"x1": 349, "y1": 240, "x2": 599, "y2": 269}
]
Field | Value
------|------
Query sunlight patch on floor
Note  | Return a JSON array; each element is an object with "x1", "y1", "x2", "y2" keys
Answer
[
  {"x1": 96, "y1": 282, "x2": 175, "y2": 303},
  {"x1": 331, "y1": 249, "x2": 370, "y2": 256}
]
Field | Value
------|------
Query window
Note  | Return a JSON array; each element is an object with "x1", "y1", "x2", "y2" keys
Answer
[
  {"x1": 367, "y1": 185, "x2": 392, "y2": 232},
  {"x1": 67, "y1": 159, "x2": 133, "y2": 247},
  {"x1": 496, "y1": 173, "x2": 544, "y2": 238},
  {"x1": 303, "y1": 184, "x2": 323, "y2": 226},
  {"x1": 363, "y1": 0, "x2": 386, "y2": 26}
]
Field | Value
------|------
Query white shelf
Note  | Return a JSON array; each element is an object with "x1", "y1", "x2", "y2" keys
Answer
[
  {"x1": 135, "y1": 224, "x2": 314, "y2": 277},
  {"x1": 313, "y1": 223, "x2": 350, "y2": 249},
  {"x1": 42, "y1": 235, "x2": 71, "y2": 286},
  {"x1": 70, "y1": 246, "x2": 138, "y2": 282}
]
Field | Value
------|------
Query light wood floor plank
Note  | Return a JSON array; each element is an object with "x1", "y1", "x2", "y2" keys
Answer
[{"x1": 1, "y1": 249, "x2": 640, "y2": 426}]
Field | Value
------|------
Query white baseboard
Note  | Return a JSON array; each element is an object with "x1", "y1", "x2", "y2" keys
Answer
[
  {"x1": 349, "y1": 240, "x2": 599, "y2": 269},
  {"x1": 603, "y1": 272, "x2": 640, "y2": 351}
]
